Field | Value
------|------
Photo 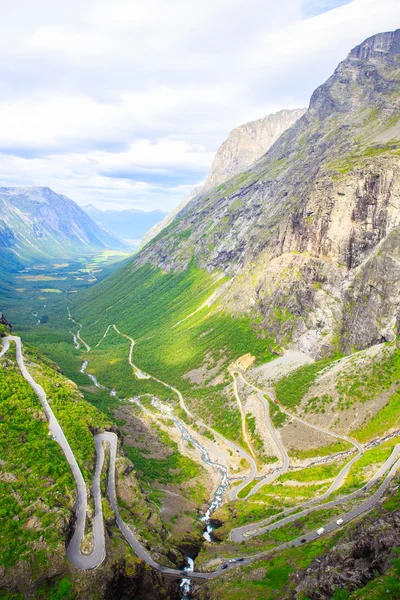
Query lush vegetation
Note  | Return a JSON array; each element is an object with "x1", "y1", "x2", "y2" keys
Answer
[
  {"x1": 352, "y1": 388, "x2": 400, "y2": 442},
  {"x1": 125, "y1": 444, "x2": 200, "y2": 486},
  {"x1": 330, "y1": 440, "x2": 398, "y2": 498},
  {"x1": 23, "y1": 344, "x2": 110, "y2": 478},
  {"x1": 2, "y1": 239, "x2": 400, "y2": 600},
  {"x1": 71, "y1": 262, "x2": 275, "y2": 441},
  {"x1": 336, "y1": 346, "x2": 400, "y2": 407},
  {"x1": 0, "y1": 334, "x2": 197, "y2": 596},
  {"x1": 0, "y1": 352, "x2": 75, "y2": 569},
  {"x1": 268, "y1": 400, "x2": 288, "y2": 428},
  {"x1": 290, "y1": 440, "x2": 352, "y2": 460},
  {"x1": 201, "y1": 536, "x2": 338, "y2": 600},
  {"x1": 275, "y1": 357, "x2": 337, "y2": 410}
]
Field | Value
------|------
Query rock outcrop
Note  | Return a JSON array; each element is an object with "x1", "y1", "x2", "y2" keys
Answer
[
  {"x1": 295, "y1": 508, "x2": 400, "y2": 599},
  {"x1": 203, "y1": 108, "x2": 306, "y2": 190}
]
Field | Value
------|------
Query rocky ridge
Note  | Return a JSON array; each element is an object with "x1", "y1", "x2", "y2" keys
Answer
[
  {"x1": 141, "y1": 109, "x2": 305, "y2": 247},
  {"x1": 295, "y1": 505, "x2": 400, "y2": 599},
  {"x1": 137, "y1": 29, "x2": 400, "y2": 358},
  {"x1": 203, "y1": 108, "x2": 306, "y2": 190}
]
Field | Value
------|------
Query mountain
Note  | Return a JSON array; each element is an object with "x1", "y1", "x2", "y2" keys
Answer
[
  {"x1": 75, "y1": 27, "x2": 400, "y2": 383},
  {"x1": 82, "y1": 204, "x2": 168, "y2": 245},
  {"x1": 134, "y1": 28, "x2": 400, "y2": 358},
  {"x1": 141, "y1": 108, "x2": 305, "y2": 247},
  {"x1": 5, "y1": 29, "x2": 400, "y2": 600},
  {"x1": 0, "y1": 187, "x2": 125, "y2": 262},
  {"x1": 140, "y1": 186, "x2": 202, "y2": 248},
  {"x1": 68, "y1": 29, "x2": 400, "y2": 600},
  {"x1": 203, "y1": 108, "x2": 307, "y2": 190}
]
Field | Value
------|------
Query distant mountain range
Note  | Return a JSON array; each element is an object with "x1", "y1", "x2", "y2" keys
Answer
[
  {"x1": 141, "y1": 108, "x2": 305, "y2": 247},
  {"x1": 82, "y1": 205, "x2": 168, "y2": 245},
  {"x1": 0, "y1": 186, "x2": 125, "y2": 264}
]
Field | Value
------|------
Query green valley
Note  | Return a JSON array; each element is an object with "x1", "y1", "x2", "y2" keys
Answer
[{"x1": 1, "y1": 26, "x2": 400, "y2": 600}]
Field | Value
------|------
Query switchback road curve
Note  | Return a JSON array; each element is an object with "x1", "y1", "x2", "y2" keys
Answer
[{"x1": 2, "y1": 331, "x2": 400, "y2": 581}]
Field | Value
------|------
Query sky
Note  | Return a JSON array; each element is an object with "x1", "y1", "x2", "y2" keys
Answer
[{"x1": 0, "y1": 0, "x2": 398, "y2": 212}]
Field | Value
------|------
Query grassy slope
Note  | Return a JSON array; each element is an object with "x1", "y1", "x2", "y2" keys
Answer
[
  {"x1": 72, "y1": 262, "x2": 275, "y2": 442},
  {"x1": 274, "y1": 343, "x2": 400, "y2": 443},
  {"x1": 0, "y1": 354, "x2": 75, "y2": 571},
  {"x1": 198, "y1": 481, "x2": 400, "y2": 600},
  {"x1": 0, "y1": 336, "x2": 188, "y2": 597}
]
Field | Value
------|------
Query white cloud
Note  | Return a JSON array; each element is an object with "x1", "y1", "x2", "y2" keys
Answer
[{"x1": 0, "y1": 0, "x2": 397, "y2": 210}]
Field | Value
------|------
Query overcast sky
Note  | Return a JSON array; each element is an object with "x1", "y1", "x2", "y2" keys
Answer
[{"x1": 0, "y1": 0, "x2": 398, "y2": 211}]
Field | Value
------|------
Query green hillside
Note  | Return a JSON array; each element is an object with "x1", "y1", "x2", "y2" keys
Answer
[
  {"x1": 0, "y1": 332, "x2": 194, "y2": 598},
  {"x1": 73, "y1": 261, "x2": 275, "y2": 441}
]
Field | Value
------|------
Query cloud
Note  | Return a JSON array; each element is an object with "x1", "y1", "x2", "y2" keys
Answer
[{"x1": 0, "y1": 0, "x2": 398, "y2": 210}]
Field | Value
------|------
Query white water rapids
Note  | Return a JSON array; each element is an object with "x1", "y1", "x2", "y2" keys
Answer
[
  {"x1": 80, "y1": 360, "x2": 103, "y2": 388},
  {"x1": 180, "y1": 557, "x2": 194, "y2": 599},
  {"x1": 150, "y1": 401, "x2": 229, "y2": 598}
]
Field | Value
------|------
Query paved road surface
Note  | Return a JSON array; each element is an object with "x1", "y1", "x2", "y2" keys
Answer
[
  {"x1": 0, "y1": 336, "x2": 9, "y2": 358},
  {"x1": 3, "y1": 333, "x2": 400, "y2": 581},
  {"x1": 231, "y1": 443, "x2": 400, "y2": 542},
  {"x1": 111, "y1": 324, "x2": 258, "y2": 496}
]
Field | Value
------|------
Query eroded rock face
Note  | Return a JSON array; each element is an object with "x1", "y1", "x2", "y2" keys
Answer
[
  {"x1": 295, "y1": 509, "x2": 400, "y2": 599},
  {"x1": 104, "y1": 558, "x2": 181, "y2": 600},
  {"x1": 137, "y1": 29, "x2": 400, "y2": 358},
  {"x1": 203, "y1": 109, "x2": 306, "y2": 191}
]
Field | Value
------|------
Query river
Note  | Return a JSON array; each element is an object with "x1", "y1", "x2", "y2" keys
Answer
[
  {"x1": 80, "y1": 360, "x2": 103, "y2": 388},
  {"x1": 149, "y1": 403, "x2": 229, "y2": 598}
]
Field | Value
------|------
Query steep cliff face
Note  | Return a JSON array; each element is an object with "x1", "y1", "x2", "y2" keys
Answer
[
  {"x1": 136, "y1": 29, "x2": 400, "y2": 358},
  {"x1": 295, "y1": 507, "x2": 400, "y2": 599},
  {"x1": 141, "y1": 109, "x2": 305, "y2": 248},
  {"x1": 203, "y1": 108, "x2": 306, "y2": 190}
]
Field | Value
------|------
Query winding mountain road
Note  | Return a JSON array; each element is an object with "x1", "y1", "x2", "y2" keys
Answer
[
  {"x1": 64, "y1": 321, "x2": 400, "y2": 569},
  {"x1": 239, "y1": 373, "x2": 364, "y2": 495},
  {"x1": 3, "y1": 326, "x2": 400, "y2": 581},
  {"x1": 109, "y1": 324, "x2": 258, "y2": 491},
  {"x1": 231, "y1": 370, "x2": 256, "y2": 460},
  {"x1": 229, "y1": 373, "x2": 289, "y2": 500},
  {"x1": 244, "y1": 392, "x2": 290, "y2": 498},
  {"x1": 231, "y1": 443, "x2": 400, "y2": 542}
]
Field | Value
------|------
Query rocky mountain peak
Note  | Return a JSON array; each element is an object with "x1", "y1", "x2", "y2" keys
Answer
[
  {"x1": 137, "y1": 29, "x2": 400, "y2": 358},
  {"x1": 141, "y1": 108, "x2": 305, "y2": 247},
  {"x1": 350, "y1": 28, "x2": 400, "y2": 60},
  {"x1": 203, "y1": 108, "x2": 306, "y2": 190},
  {"x1": 309, "y1": 28, "x2": 400, "y2": 120}
]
